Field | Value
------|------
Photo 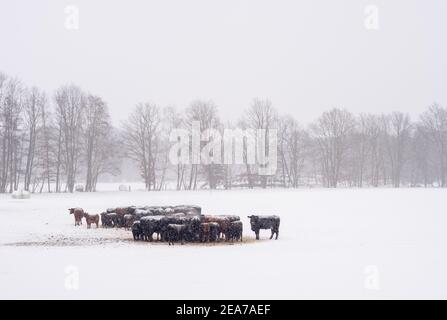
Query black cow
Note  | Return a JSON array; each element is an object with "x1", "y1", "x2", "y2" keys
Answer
[
  {"x1": 184, "y1": 216, "x2": 201, "y2": 242},
  {"x1": 159, "y1": 215, "x2": 186, "y2": 240},
  {"x1": 126, "y1": 206, "x2": 137, "y2": 215},
  {"x1": 140, "y1": 215, "x2": 164, "y2": 241},
  {"x1": 200, "y1": 222, "x2": 221, "y2": 242},
  {"x1": 166, "y1": 224, "x2": 187, "y2": 245},
  {"x1": 106, "y1": 213, "x2": 119, "y2": 227},
  {"x1": 101, "y1": 212, "x2": 118, "y2": 227},
  {"x1": 247, "y1": 215, "x2": 280, "y2": 240},
  {"x1": 158, "y1": 214, "x2": 201, "y2": 243},
  {"x1": 132, "y1": 221, "x2": 143, "y2": 240},
  {"x1": 100, "y1": 212, "x2": 111, "y2": 227},
  {"x1": 123, "y1": 214, "x2": 135, "y2": 230},
  {"x1": 228, "y1": 220, "x2": 243, "y2": 242},
  {"x1": 209, "y1": 222, "x2": 220, "y2": 242}
]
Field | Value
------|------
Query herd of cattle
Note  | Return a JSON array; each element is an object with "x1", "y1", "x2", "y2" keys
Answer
[{"x1": 68, "y1": 205, "x2": 280, "y2": 245}]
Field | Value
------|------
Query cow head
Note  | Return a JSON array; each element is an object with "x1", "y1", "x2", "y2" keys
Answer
[
  {"x1": 188, "y1": 216, "x2": 201, "y2": 234},
  {"x1": 247, "y1": 215, "x2": 259, "y2": 229},
  {"x1": 69, "y1": 208, "x2": 74, "y2": 214}
]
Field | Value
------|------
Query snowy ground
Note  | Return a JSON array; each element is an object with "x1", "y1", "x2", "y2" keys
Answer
[{"x1": 1, "y1": 186, "x2": 446, "y2": 299}]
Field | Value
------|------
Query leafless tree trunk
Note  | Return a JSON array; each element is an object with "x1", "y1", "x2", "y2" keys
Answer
[
  {"x1": 122, "y1": 103, "x2": 161, "y2": 190},
  {"x1": 420, "y1": 104, "x2": 447, "y2": 187},
  {"x1": 382, "y1": 112, "x2": 412, "y2": 188},
  {"x1": 0, "y1": 76, "x2": 24, "y2": 193},
  {"x1": 39, "y1": 99, "x2": 54, "y2": 192},
  {"x1": 83, "y1": 95, "x2": 119, "y2": 191},
  {"x1": 311, "y1": 108, "x2": 355, "y2": 188},
  {"x1": 23, "y1": 87, "x2": 45, "y2": 191},
  {"x1": 241, "y1": 98, "x2": 277, "y2": 188},
  {"x1": 185, "y1": 100, "x2": 221, "y2": 189},
  {"x1": 54, "y1": 85, "x2": 85, "y2": 193},
  {"x1": 278, "y1": 115, "x2": 308, "y2": 188}
]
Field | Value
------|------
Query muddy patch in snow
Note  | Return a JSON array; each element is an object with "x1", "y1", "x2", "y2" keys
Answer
[{"x1": 3, "y1": 233, "x2": 264, "y2": 247}]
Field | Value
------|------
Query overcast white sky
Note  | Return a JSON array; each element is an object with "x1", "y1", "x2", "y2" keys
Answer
[{"x1": 0, "y1": 0, "x2": 446, "y2": 125}]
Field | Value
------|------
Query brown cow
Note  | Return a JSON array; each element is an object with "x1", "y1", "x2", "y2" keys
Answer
[
  {"x1": 69, "y1": 208, "x2": 84, "y2": 226},
  {"x1": 202, "y1": 215, "x2": 232, "y2": 241},
  {"x1": 199, "y1": 222, "x2": 220, "y2": 242},
  {"x1": 115, "y1": 207, "x2": 128, "y2": 228},
  {"x1": 83, "y1": 212, "x2": 100, "y2": 229},
  {"x1": 200, "y1": 223, "x2": 211, "y2": 242},
  {"x1": 123, "y1": 214, "x2": 135, "y2": 230}
]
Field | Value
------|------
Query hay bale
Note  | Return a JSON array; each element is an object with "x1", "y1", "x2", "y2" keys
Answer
[
  {"x1": 119, "y1": 184, "x2": 131, "y2": 191},
  {"x1": 12, "y1": 189, "x2": 31, "y2": 199}
]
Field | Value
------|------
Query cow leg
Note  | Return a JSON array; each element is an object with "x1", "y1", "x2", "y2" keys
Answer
[
  {"x1": 275, "y1": 229, "x2": 279, "y2": 240},
  {"x1": 255, "y1": 230, "x2": 259, "y2": 240},
  {"x1": 270, "y1": 229, "x2": 274, "y2": 240}
]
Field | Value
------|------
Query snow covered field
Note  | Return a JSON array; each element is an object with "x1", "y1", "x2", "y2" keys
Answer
[{"x1": 1, "y1": 187, "x2": 446, "y2": 299}]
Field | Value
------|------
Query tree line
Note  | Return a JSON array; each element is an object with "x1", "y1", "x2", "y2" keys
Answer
[{"x1": 1, "y1": 70, "x2": 446, "y2": 193}]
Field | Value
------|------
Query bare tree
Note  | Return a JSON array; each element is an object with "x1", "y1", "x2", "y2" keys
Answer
[
  {"x1": 241, "y1": 98, "x2": 277, "y2": 188},
  {"x1": 0, "y1": 76, "x2": 24, "y2": 193},
  {"x1": 4, "y1": 68, "x2": 447, "y2": 191},
  {"x1": 163, "y1": 106, "x2": 185, "y2": 190},
  {"x1": 54, "y1": 85, "x2": 86, "y2": 192},
  {"x1": 419, "y1": 104, "x2": 447, "y2": 187},
  {"x1": 278, "y1": 115, "x2": 308, "y2": 188},
  {"x1": 122, "y1": 103, "x2": 161, "y2": 190},
  {"x1": 184, "y1": 100, "x2": 221, "y2": 189},
  {"x1": 84, "y1": 95, "x2": 119, "y2": 191},
  {"x1": 23, "y1": 87, "x2": 46, "y2": 191},
  {"x1": 311, "y1": 108, "x2": 355, "y2": 188},
  {"x1": 409, "y1": 125, "x2": 433, "y2": 187},
  {"x1": 37, "y1": 98, "x2": 56, "y2": 193},
  {"x1": 383, "y1": 112, "x2": 412, "y2": 187}
]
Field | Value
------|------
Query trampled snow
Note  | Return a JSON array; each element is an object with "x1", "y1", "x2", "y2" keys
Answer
[{"x1": 0, "y1": 187, "x2": 446, "y2": 299}]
